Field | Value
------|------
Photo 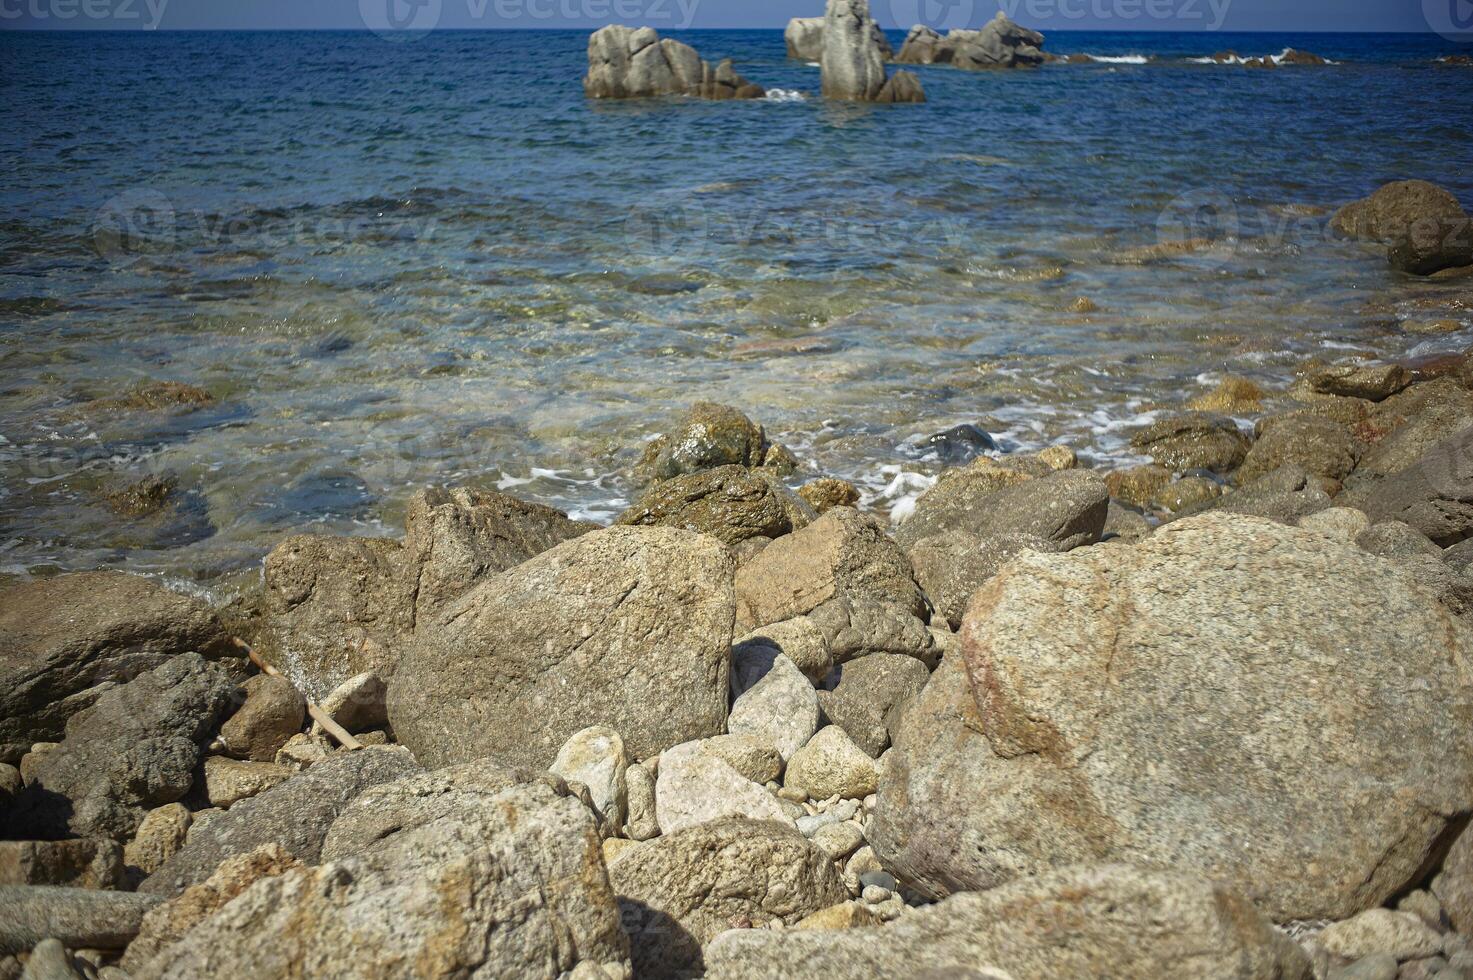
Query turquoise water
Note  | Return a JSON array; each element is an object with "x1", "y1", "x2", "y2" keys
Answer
[{"x1": 1, "y1": 28, "x2": 1471, "y2": 585}]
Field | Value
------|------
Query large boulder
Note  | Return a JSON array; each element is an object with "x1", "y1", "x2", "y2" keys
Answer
[
  {"x1": 820, "y1": 0, "x2": 924, "y2": 103},
  {"x1": 1354, "y1": 378, "x2": 1473, "y2": 479},
  {"x1": 129, "y1": 777, "x2": 630, "y2": 980},
  {"x1": 5, "y1": 654, "x2": 237, "y2": 841},
  {"x1": 703, "y1": 864, "x2": 1311, "y2": 979},
  {"x1": 896, "y1": 13, "x2": 1047, "y2": 68},
  {"x1": 870, "y1": 513, "x2": 1473, "y2": 921},
  {"x1": 617, "y1": 465, "x2": 812, "y2": 546},
  {"x1": 389, "y1": 526, "x2": 735, "y2": 769},
  {"x1": 908, "y1": 530, "x2": 1063, "y2": 630},
  {"x1": 1332, "y1": 179, "x2": 1466, "y2": 242},
  {"x1": 0, "y1": 886, "x2": 161, "y2": 955},
  {"x1": 734, "y1": 506, "x2": 925, "y2": 632},
  {"x1": 257, "y1": 487, "x2": 592, "y2": 699},
  {"x1": 138, "y1": 748, "x2": 420, "y2": 897},
  {"x1": 785, "y1": 14, "x2": 892, "y2": 61},
  {"x1": 1361, "y1": 425, "x2": 1473, "y2": 544},
  {"x1": 584, "y1": 25, "x2": 765, "y2": 100},
  {"x1": 0, "y1": 572, "x2": 232, "y2": 744},
  {"x1": 894, "y1": 467, "x2": 1108, "y2": 552},
  {"x1": 217, "y1": 674, "x2": 304, "y2": 762},
  {"x1": 606, "y1": 817, "x2": 848, "y2": 978}
]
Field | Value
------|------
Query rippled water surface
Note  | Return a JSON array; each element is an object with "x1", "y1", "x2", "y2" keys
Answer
[{"x1": 2, "y1": 28, "x2": 1471, "y2": 587}]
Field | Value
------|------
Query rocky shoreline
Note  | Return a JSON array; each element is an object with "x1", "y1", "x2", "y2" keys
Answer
[{"x1": 1, "y1": 181, "x2": 1473, "y2": 979}]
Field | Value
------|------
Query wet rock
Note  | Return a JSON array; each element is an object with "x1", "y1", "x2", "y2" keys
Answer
[
  {"x1": 1188, "y1": 376, "x2": 1266, "y2": 413},
  {"x1": 1356, "y1": 379, "x2": 1473, "y2": 478},
  {"x1": 550, "y1": 725, "x2": 628, "y2": 829},
  {"x1": 5, "y1": 654, "x2": 237, "y2": 841},
  {"x1": 638, "y1": 402, "x2": 777, "y2": 482},
  {"x1": 1308, "y1": 363, "x2": 1414, "y2": 402},
  {"x1": 728, "y1": 647, "x2": 819, "y2": 762},
  {"x1": 1129, "y1": 412, "x2": 1250, "y2": 473},
  {"x1": 198, "y1": 757, "x2": 293, "y2": 808},
  {"x1": 1389, "y1": 218, "x2": 1473, "y2": 276},
  {"x1": 703, "y1": 864, "x2": 1310, "y2": 980},
  {"x1": 797, "y1": 477, "x2": 860, "y2": 514},
  {"x1": 218, "y1": 674, "x2": 303, "y2": 762},
  {"x1": 0, "y1": 572, "x2": 232, "y2": 744},
  {"x1": 895, "y1": 468, "x2": 1109, "y2": 552},
  {"x1": 816, "y1": 654, "x2": 930, "y2": 757},
  {"x1": 389, "y1": 526, "x2": 734, "y2": 769},
  {"x1": 123, "y1": 804, "x2": 191, "y2": 884},
  {"x1": 138, "y1": 748, "x2": 419, "y2": 897},
  {"x1": 310, "y1": 671, "x2": 386, "y2": 736},
  {"x1": 870, "y1": 513, "x2": 1473, "y2": 921},
  {"x1": 784, "y1": 726, "x2": 879, "y2": 800},
  {"x1": 100, "y1": 474, "x2": 177, "y2": 518},
  {"x1": 1238, "y1": 414, "x2": 1362, "y2": 485},
  {"x1": 121, "y1": 843, "x2": 303, "y2": 973},
  {"x1": 1331, "y1": 180, "x2": 1466, "y2": 242},
  {"x1": 0, "y1": 887, "x2": 160, "y2": 955},
  {"x1": 820, "y1": 0, "x2": 924, "y2": 102},
  {"x1": 922, "y1": 423, "x2": 998, "y2": 464},
  {"x1": 584, "y1": 25, "x2": 765, "y2": 100},
  {"x1": 606, "y1": 817, "x2": 847, "y2": 979},
  {"x1": 132, "y1": 776, "x2": 629, "y2": 980},
  {"x1": 0, "y1": 840, "x2": 123, "y2": 890},
  {"x1": 734, "y1": 506, "x2": 924, "y2": 632},
  {"x1": 617, "y1": 464, "x2": 812, "y2": 546},
  {"x1": 1105, "y1": 464, "x2": 1173, "y2": 508},
  {"x1": 655, "y1": 739, "x2": 794, "y2": 835},
  {"x1": 1361, "y1": 425, "x2": 1473, "y2": 544},
  {"x1": 1151, "y1": 475, "x2": 1224, "y2": 513}
]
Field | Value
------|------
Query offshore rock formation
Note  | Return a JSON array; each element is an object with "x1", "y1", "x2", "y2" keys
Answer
[
  {"x1": 785, "y1": 14, "x2": 893, "y2": 61},
  {"x1": 820, "y1": 0, "x2": 925, "y2": 103},
  {"x1": 584, "y1": 25, "x2": 765, "y2": 100},
  {"x1": 896, "y1": 12, "x2": 1047, "y2": 69}
]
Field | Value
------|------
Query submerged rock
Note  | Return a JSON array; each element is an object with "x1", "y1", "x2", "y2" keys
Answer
[
  {"x1": 584, "y1": 25, "x2": 765, "y2": 100},
  {"x1": 871, "y1": 513, "x2": 1473, "y2": 921}
]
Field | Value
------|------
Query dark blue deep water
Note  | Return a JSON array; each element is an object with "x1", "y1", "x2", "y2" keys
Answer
[{"x1": 1, "y1": 28, "x2": 1471, "y2": 585}]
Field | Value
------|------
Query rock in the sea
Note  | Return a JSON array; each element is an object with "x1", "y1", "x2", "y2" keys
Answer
[
  {"x1": 784, "y1": 725, "x2": 879, "y2": 800},
  {"x1": 218, "y1": 674, "x2": 303, "y2": 762},
  {"x1": 816, "y1": 654, "x2": 930, "y2": 757},
  {"x1": 921, "y1": 422, "x2": 998, "y2": 463},
  {"x1": 703, "y1": 864, "x2": 1311, "y2": 980},
  {"x1": 389, "y1": 525, "x2": 735, "y2": 769},
  {"x1": 0, "y1": 839, "x2": 123, "y2": 889},
  {"x1": 894, "y1": 468, "x2": 1108, "y2": 552},
  {"x1": 654, "y1": 739, "x2": 794, "y2": 834},
  {"x1": 820, "y1": 0, "x2": 924, "y2": 103},
  {"x1": 1238, "y1": 414, "x2": 1362, "y2": 485},
  {"x1": 5, "y1": 654, "x2": 237, "y2": 841},
  {"x1": 617, "y1": 464, "x2": 812, "y2": 546},
  {"x1": 870, "y1": 512, "x2": 1473, "y2": 921},
  {"x1": 139, "y1": 748, "x2": 419, "y2": 897},
  {"x1": 0, "y1": 887, "x2": 161, "y2": 955},
  {"x1": 1361, "y1": 425, "x2": 1473, "y2": 544},
  {"x1": 1105, "y1": 463, "x2": 1173, "y2": 508},
  {"x1": 130, "y1": 775, "x2": 630, "y2": 980},
  {"x1": 637, "y1": 402, "x2": 784, "y2": 483},
  {"x1": 734, "y1": 506, "x2": 925, "y2": 632},
  {"x1": 785, "y1": 14, "x2": 891, "y2": 61},
  {"x1": 896, "y1": 12, "x2": 1048, "y2": 69},
  {"x1": 585, "y1": 25, "x2": 765, "y2": 100},
  {"x1": 0, "y1": 572, "x2": 232, "y2": 744},
  {"x1": 550, "y1": 725, "x2": 628, "y2": 829},
  {"x1": 1333, "y1": 180, "x2": 1466, "y2": 242},
  {"x1": 605, "y1": 817, "x2": 847, "y2": 978},
  {"x1": 728, "y1": 647, "x2": 819, "y2": 761},
  {"x1": 1129, "y1": 412, "x2": 1250, "y2": 473},
  {"x1": 1389, "y1": 216, "x2": 1473, "y2": 276},
  {"x1": 907, "y1": 530, "x2": 1062, "y2": 631}
]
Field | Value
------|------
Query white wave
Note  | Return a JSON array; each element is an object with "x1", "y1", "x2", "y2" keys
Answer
[
  {"x1": 764, "y1": 88, "x2": 807, "y2": 103},
  {"x1": 1187, "y1": 48, "x2": 1336, "y2": 66},
  {"x1": 1083, "y1": 54, "x2": 1149, "y2": 64}
]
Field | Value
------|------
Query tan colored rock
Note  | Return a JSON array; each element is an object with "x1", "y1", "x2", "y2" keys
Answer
[
  {"x1": 218, "y1": 674, "x2": 304, "y2": 762},
  {"x1": 1315, "y1": 909, "x2": 1442, "y2": 961},
  {"x1": 617, "y1": 465, "x2": 812, "y2": 546},
  {"x1": 794, "y1": 901, "x2": 882, "y2": 930},
  {"x1": 785, "y1": 726, "x2": 879, "y2": 801},
  {"x1": 1188, "y1": 376, "x2": 1266, "y2": 413},
  {"x1": 273, "y1": 732, "x2": 331, "y2": 770},
  {"x1": 1106, "y1": 464, "x2": 1173, "y2": 508},
  {"x1": 124, "y1": 805, "x2": 191, "y2": 883},
  {"x1": 798, "y1": 478, "x2": 861, "y2": 514},
  {"x1": 0, "y1": 839, "x2": 122, "y2": 889},
  {"x1": 200, "y1": 757, "x2": 293, "y2": 808},
  {"x1": 550, "y1": 725, "x2": 628, "y2": 829},
  {"x1": 655, "y1": 740, "x2": 793, "y2": 835},
  {"x1": 311, "y1": 672, "x2": 386, "y2": 736}
]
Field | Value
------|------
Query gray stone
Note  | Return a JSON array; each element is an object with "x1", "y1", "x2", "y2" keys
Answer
[
  {"x1": 689, "y1": 734, "x2": 782, "y2": 784},
  {"x1": 784, "y1": 16, "x2": 824, "y2": 59},
  {"x1": 1317, "y1": 909, "x2": 1442, "y2": 960},
  {"x1": 896, "y1": 13, "x2": 1048, "y2": 68},
  {"x1": 811, "y1": 821, "x2": 866, "y2": 860},
  {"x1": 606, "y1": 817, "x2": 848, "y2": 979},
  {"x1": 0, "y1": 887, "x2": 160, "y2": 954},
  {"x1": 0, "y1": 840, "x2": 123, "y2": 889},
  {"x1": 871, "y1": 513, "x2": 1473, "y2": 921},
  {"x1": 907, "y1": 530, "x2": 1062, "y2": 631},
  {"x1": 18, "y1": 939, "x2": 82, "y2": 980},
  {"x1": 0, "y1": 572, "x2": 232, "y2": 744},
  {"x1": 131, "y1": 777, "x2": 630, "y2": 980},
  {"x1": 389, "y1": 525, "x2": 734, "y2": 770},
  {"x1": 1309, "y1": 364, "x2": 1414, "y2": 402},
  {"x1": 1129, "y1": 413, "x2": 1250, "y2": 474},
  {"x1": 703, "y1": 864, "x2": 1310, "y2": 980},
  {"x1": 1203, "y1": 464, "x2": 1333, "y2": 524},
  {"x1": 218, "y1": 674, "x2": 303, "y2": 762},
  {"x1": 1329, "y1": 953, "x2": 1398, "y2": 980},
  {"x1": 816, "y1": 654, "x2": 930, "y2": 757},
  {"x1": 1333, "y1": 180, "x2": 1467, "y2": 242},
  {"x1": 1357, "y1": 521, "x2": 1443, "y2": 559},
  {"x1": 784, "y1": 726, "x2": 878, "y2": 801},
  {"x1": 584, "y1": 25, "x2": 765, "y2": 100},
  {"x1": 636, "y1": 402, "x2": 775, "y2": 483},
  {"x1": 820, "y1": 0, "x2": 924, "y2": 102},
  {"x1": 895, "y1": 468, "x2": 1108, "y2": 552},
  {"x1": 4, "y1": 654, "x2": 236, "y2": 841},
  {"x1": 549, "y1": 725, "x2": 628, "y2": 829},
  {"x1": 138, "y1": 748, "x2": 419, "y2": 897},
  {"x1": 310, "y1": 671, "x2": 386, "y2": 736},
  {"x1": 1362, "y1": 425, "x2": 1473, "y2": 545},
  {"x1": 1388, "y1": 217, "x2": 1473, "y2": 276},
  {"x1": 654, "y1": 740, "x2": 793, "y2": 835},
  {"x1": 1433, "y1": 821, "x2": 1473, "y2": 933},
  {"x1": 624, "y1": 761, "x2": 660, "y2": 841},
  {"x1": 728, "y1": 648, "x2": 818, "y2": 761}
]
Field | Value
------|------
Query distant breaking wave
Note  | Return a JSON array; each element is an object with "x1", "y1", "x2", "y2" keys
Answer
[
  {"x1": 1080, "y1": 54, "x2": 1150, "y2": 64},
  {"x1": 764, "y1": 88, "x2": 806, "y2": 102}
]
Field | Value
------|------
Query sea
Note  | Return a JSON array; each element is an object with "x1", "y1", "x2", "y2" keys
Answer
[{"x1": 1, "y1": 27, "x2": 1471, "y2": 590}]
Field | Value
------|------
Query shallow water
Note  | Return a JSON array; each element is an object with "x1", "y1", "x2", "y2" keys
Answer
[{"x1": 2, "y1": 28, "x2": 1471, "y2": 588}]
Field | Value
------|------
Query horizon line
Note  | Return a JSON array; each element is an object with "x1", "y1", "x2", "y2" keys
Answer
[{"x1": 0, "y1": 24, "x2": 1461, "y2": 35}]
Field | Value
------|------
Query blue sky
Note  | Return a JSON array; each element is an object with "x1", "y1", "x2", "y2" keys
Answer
[{"x1": 0, "y1": 0, "x2": 1453, "y2": 32}]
